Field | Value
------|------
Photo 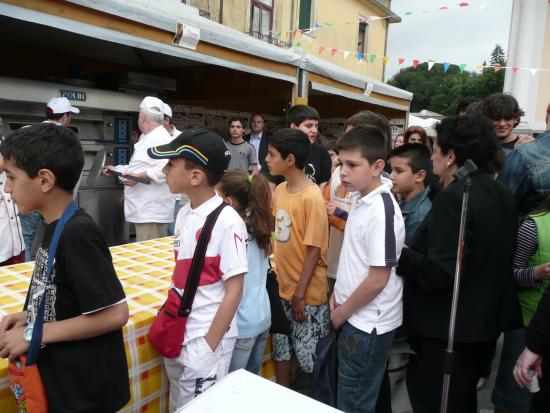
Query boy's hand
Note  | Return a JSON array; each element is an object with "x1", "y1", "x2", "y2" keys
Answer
[
  {"x1": 534, "y1": 263, "x2": 550, "y2": 280},
  {"x1": 0, "y1": 326, "x2": 29, "y2": 361},
  {"x1": 325, "y1": 202, "x2": 336, "y2": 216},
  {"x1": 329, "y1": 294, "x2": 345, "y2": 330},
  {"x1": 291, "y1": 294, "x2": 306, "y2": 322},
  {"x1": 0, "y1": 311, "x2": 27, "y2": 335},
  {"x1": 330, "y1": 306, "x2": 346, "y2": 330},
  {"x1": 515, "y1": 135, "x2": 535, "y2": 147}
]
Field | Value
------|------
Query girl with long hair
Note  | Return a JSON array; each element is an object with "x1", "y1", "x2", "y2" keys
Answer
[{"x1": 218, "y1": 170, "x2": 273, "y2": 374}]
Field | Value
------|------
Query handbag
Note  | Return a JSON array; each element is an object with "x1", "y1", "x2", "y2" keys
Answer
[
  {"x1": 148, "y1": 202, "x2": 226, "y2": 358},
  {"x1": 8, "y1": 202, "x2": 78, "y2": 413},
  {"x1": 266, "y1": 260, "x2": 291, "y2": 335}
]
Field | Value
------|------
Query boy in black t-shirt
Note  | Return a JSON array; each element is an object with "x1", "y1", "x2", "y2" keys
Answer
[
  {"x1": 288, "y1": 105, "x2": 332, "y2": 186},
  {"x1": 0, "y1": 124, "x2": 130, "y2": 412}
]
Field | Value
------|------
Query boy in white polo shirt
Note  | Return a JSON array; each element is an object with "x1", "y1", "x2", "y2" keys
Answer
[
  {"x1": 330, "y1": 126, "x2": 405, "y2": 413},
  {"x1": 148, "y1": 129, "x2": 248, "y2": 412}
]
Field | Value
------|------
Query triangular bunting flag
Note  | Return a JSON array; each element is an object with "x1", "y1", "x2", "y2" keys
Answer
[
  {"x1": 319, "y1": 46, "x2": 325, "y2": 54},
  {"x1": 475, "y1": 64, "x2": 484, "y2": 71},
  {"x1": 443, "y1": 62, "x2": 450, "y2": 72},
  {"x1": 530, "y1": 68, "x2": 538, "y2": 76},
  {"x1": 292, "y1": 30, "x2": 297, "y2": 39},
  {"x1": 494, "y1": 65, "x2": 502, "y2": 72},
  {"x1": 296, "y1": 41, "x2": 301, "y2": 47},
  {"x1": 299, "y1": 29, "x2": 305, "y2": 38},
  {"x1": 459, "y1": 64, "x2": 467, "y2": 73},
  {"x1": 370, "y1": 54, "x2": 376, "y2": 63},
  {"x1": 383, "y1": 56, "x2": 390, "y2": 64},
  {"x1": 324, "y1": 22, "x2": 333, "y2": 27},
  {"x1": 459, "y1": 2, "x2": 470, "y2": 7},
  {"x1": 439, "y1": 6, "x2": 449, "y2": 10},
  {"x1": 398, "y1": 58, "x2": 405, "y2": 65},
  {"x1": 331, "y1": 48, "x2": 338, "y2": 56},
  {"x1": 405, "y1": 12, "x2": 413, "y2": 15},
  {"x1": 512, "y1": 67, "x2": 520, "y2": 73},
  {"x1": 412, "y1": 59, "x2": 420, "y2": 69},
  {"x1": 274, "y1": 32, "x2": 281, "y2": 38},
  {"x1": 357, "y1": 52, "x2": 363, "y2": 62},
  {"x1": 343, "y1": 51, "x2": 351, "y2": 60},
  {"x1": 428, "y1": 61, "x2": 435, "y2": 71}
]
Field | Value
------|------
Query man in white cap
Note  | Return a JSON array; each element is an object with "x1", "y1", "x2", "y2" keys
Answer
[
  {"x1": 162, "y1": 103, "x2": 181, "y2": 138},
  {"x1": 102, "y1": 96, "x2": 174, "y2": 241},
  {"x1": 19, "y1": 97, "x2": 81, "y2": 260},
  {"x1": 45, "y1": 96, "x2": 80, "y2": 126}
]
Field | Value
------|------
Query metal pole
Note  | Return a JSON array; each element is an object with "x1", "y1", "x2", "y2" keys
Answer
[{"x1": 440, "y1": 176, "x2": 472, "y2": 413}]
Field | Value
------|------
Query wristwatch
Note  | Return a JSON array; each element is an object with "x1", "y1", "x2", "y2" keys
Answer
[{"x1": 23, "y1": 323, "x2": 34, "y2": 343}]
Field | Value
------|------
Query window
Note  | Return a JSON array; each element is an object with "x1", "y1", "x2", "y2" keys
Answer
[
  {"x1": 251, "y1": 0, "x2": 273, "y2": 35},
  {"x1": 298, "y1": 0, "x2": 314, "y2": 30},
  {"x1": 357, "y1": 20, "x2": 369, "y2": 54}
]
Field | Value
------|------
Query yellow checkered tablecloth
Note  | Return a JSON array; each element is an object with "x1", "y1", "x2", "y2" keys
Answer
[{"x1": 0, "y1": 237, "x2": 275, "y2": 412}]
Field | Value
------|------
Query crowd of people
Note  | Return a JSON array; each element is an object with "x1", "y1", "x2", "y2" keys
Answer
[{"x1": 0, "y1": 91, "x2": 548, "y2": 413}]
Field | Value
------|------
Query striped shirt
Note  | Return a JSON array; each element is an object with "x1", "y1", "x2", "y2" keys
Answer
[{"x1": 513, "y1": 218, "x2": 542, "y2": 289}]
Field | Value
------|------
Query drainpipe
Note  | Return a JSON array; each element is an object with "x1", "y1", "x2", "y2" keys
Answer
[
  {"x1": 219, "y1": 0, "x2": 224, "y2": 24},
  {"x1": 289, "y1": 0, "x2": 295, "y2": 47}
]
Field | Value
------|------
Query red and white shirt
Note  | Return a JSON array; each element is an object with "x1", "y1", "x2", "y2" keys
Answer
[{"x1": 173, "y1": 194, "x2": 248, "y2": 344}]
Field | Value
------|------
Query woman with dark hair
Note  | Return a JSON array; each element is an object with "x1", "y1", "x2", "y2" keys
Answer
[
  {"x1": 397, "y1": 115, "x2": 523, "y2": 412},
  {"x1": 404, "y1": 125, "x2": 429, "y2": 148}
]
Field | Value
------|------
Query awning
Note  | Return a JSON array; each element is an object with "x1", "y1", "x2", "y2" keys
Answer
[
  {"x1": 310, "y1": 81, "x2": 410, "y2": 112},
  {"x1": 302, "y1": 54, "x2": 413, "y2": 102},
  {"x1": 0, "y1": 0, "x2": 299, "y2": 84}
]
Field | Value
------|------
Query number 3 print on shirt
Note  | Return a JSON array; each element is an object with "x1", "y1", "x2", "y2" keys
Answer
[{"x1": 275, "y1": 210, "x2": 292, "y2": 243}]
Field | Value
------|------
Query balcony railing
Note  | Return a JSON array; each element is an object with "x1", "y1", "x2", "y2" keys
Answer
[{"x1": 247, "y1": 31, "x2": 290, "y2": 49}]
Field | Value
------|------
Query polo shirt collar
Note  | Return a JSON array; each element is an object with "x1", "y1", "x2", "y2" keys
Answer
[
  {"x1": 181, "y1": 193, "x2": 223, "y2": 219},
  {"x1": 356, "y1": 176, "x2": 393, "y2": 206}
]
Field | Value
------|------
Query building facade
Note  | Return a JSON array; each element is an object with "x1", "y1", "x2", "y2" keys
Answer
[{"x1": 183, "y1": 0, "x2": 400, "y2": 82}]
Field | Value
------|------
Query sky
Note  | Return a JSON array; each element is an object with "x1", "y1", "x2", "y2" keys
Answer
[{"x1": 384, "y1": 0, "x2": 514, "y2": 81}]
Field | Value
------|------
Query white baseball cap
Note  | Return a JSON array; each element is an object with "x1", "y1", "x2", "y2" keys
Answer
[
  {"x1": 46, "y1": 97, "x2": 80, "y2": 114},
  {"x1": 163, "y1": 103, "x2": 173, "y2": 118},
  {"x1": 139, "y1": 96, "x2": 164, "y2": 117}
]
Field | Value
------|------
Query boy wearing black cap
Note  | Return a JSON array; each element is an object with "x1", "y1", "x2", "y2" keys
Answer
[{"x1": 148, "y1": 129, "x2": 248, "y2": 412}]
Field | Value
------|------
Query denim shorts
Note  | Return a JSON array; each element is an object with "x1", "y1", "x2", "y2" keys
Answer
[{"x1": 271, "y1": 300, "x2": 330, "y2": 373}]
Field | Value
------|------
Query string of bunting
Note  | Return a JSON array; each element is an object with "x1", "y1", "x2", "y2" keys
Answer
[
  {"x1": 269, "y1": 1, "x2": 489, "y2": 39},
  {"x1": 297, "y1": 42, "x2": 549, "y2": 76}
]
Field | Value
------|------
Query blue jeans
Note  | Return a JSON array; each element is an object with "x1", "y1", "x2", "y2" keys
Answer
[
  {"x1": 337, "y1": 322, "x2": 396, "y2": 413},
  {"x1": 228, "y1": 329, "x2": 269, "y2": 374},
  {"x1": 19, "y1": 212, "x2": 42, "y2": 261}
]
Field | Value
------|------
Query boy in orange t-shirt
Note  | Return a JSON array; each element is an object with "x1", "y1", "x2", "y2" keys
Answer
[{"x1": 265, "y1": 128, "x2": 330, "y2": 387}]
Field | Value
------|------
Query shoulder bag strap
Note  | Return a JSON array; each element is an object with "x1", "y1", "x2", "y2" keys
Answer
[
  {"x1": 178, "y1": 202, "x2": 227, "y2": 317},
  {"x1": 26, "y1": 202, "x2": 78, "y2": 366}
]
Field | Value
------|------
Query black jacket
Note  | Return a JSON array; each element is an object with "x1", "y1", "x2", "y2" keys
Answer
[
  {"x1": 526, "y1": 283, "x2": 550, "y2": 356},
  {"x1": 397, "y1": 172, "x2": 523, "y2": 342},
  {"x1": 244, "y1": 131, "x2": 270, "y2": 171}
]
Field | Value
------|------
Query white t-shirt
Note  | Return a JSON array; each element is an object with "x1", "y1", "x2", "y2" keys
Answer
[
  {"x1": 0, "y1": 172, "x2": 24, "y2": 262},
  {"x1": 173, "y1": 194, "x2": 248, "y2": 344},
  {"x1": 334, "y1": 177, "x2": 405, "y2": 335},
  {"x1": 114, "y1": 125, "x2": 174, "y2": 223}
]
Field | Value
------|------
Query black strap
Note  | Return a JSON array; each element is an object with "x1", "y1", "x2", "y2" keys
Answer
[{"x1": 178, "y1": 202, "x2": 227, "y2": 317}]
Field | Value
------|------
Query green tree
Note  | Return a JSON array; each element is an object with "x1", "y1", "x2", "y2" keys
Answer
[
  {"x1": 387, "y1": 54, "x2": 505, "y2": 116},
  {"x1": 490, "y1": 44, "x2": 506, "y2": 66}
]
